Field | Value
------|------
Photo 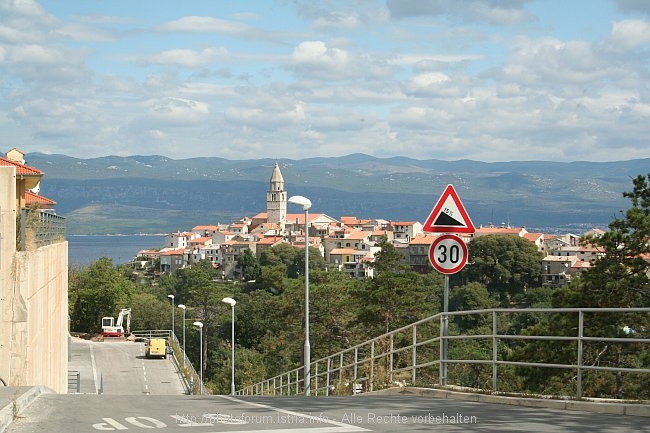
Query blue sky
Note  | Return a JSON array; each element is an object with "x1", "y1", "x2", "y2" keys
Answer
[{"x1": 1, "y1": 0, "x2": 650, "y2": 162}]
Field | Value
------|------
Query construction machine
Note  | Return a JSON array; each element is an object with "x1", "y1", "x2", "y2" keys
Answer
[{"x1": 101, "y1": 308, "x2": 131, "y2": 337}]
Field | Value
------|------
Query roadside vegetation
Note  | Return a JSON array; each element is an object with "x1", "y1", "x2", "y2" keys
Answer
[{"x1": 68, "y1": 174, "x2": 650, "y2": 398}]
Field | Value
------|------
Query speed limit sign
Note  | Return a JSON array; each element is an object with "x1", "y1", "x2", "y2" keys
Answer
[{"x1": 428, "y1": 234, "x2": 468, "y2": 274}]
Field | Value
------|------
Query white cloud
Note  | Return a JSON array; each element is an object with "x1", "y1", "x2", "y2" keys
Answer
[
  {"x1": 606, "y1": 19, "x2": 650, "y2": 50},
  {"x1": 136, "y1": 47, "x2": 230, "y2": 68},
  {"x1": 291, "y1": 41, "x2": 350, "y2": 70},
  {"x1": 145, "y1": 97, "x2": 210, "y2": 125},
  {"x1": 1, "y1": 0, "x2": 650, "y2": 163},
  {"x1": 156, "y1": 16, "x2": 252, "y2": 34}
]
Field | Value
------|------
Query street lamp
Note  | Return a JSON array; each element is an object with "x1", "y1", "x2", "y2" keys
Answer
[
  {"x1": 167, "y1": 294, "x2": 175, "y2": 339},
  {"x1": 222, "y1": 297, "x2": 236, "y2": 396},
  {"x1": 177, "y1": 304, "x2": 186, "y2": 367},
  {"x1": 193, "y1": 321, "x2": 203, "y2": 395},
  {"x1": 288, "y1": 194, "x2": 312, "y2": 396}
]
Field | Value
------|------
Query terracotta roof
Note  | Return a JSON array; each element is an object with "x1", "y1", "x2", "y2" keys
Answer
[
  {"x1": 391, "y1": 221, "x2": 418, "y2": 226},
  {"x1": 189, "y1": 236, "x2": 212, "y2": 244},
  {"x1": 160, "y1": 248, "x2": 187, "y2": 256},
  {"x1": 25, "y1": 190, "x2": 56, "y2": 206},
  {"x1": 0, "y1": 156, "x2": 43, "y2": 175},
  {"x1": 192, "y1": 225, "x2": 219, "y2": 231},
  {"x1": 410, "y1": 234, "x2": 438, "y2": 245},
  {"x1": 345, "y1": 230, "x2": 373, "y2": 240},
  {"x1": 524, "y1": 233, "x2": 543, "y2": 241},
  {"x1": 257, "y1": 236, "x2": 283, "y2": 245},
  {"x1": 475, "y1": 226, "x2": 525, "y2": 236}
]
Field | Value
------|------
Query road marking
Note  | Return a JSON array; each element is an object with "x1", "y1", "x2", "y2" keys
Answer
[
  {"x1": 90, "y1": 343, "x2": 99, "y2": 394},
  {"x1": 213, "y1": 395, "x2": 370, "y2": 432},
  {"x1": 140, "y1": 345, "x2": 149, "y2": 393}
]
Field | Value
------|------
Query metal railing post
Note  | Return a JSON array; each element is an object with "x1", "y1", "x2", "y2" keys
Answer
[
  {"x1": 370, "y1": 340, "x2": 375, "y2": 392},
  {"x1": 439, "y1": 314, "x2": 444, "y2": 385},
  {"x1": 412, "y1": 325, "x2": 417, "y2": 385},
  {"x1": 577, "y1": 310, "x2": 584, "y2": 398},
  {"x1": 492, "y1": 310, "x2": 498, "y2": 391},
  {"x1": 326, "y1": 358, "x2": 331, "y2": 396},
  {"x1": 339, "y1": 353, "x2": 344, "y2": 389}
]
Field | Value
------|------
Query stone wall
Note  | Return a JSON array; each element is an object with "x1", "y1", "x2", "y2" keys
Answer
[{"x1": 0, "y1": 167, "x2": 68, "y2": 393}]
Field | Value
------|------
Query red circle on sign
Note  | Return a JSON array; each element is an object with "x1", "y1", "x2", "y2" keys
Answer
[{"x1": 428, "y1": 234, "x2": 468, "y2": 274}]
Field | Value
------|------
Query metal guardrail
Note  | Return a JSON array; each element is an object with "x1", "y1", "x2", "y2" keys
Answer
[
  {"x1": 131, "y1": 330, "x2": 172, "y2": 339},
  {"x1": 237, "y1": 307, "x2": 650, "y2": 399}
]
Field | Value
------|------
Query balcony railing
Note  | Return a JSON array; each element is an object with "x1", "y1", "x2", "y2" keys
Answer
[{"x1": 19, "y1": 208, "x2": 66, "y2": 251}]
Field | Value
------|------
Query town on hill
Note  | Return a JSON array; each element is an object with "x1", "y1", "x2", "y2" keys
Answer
[{"x1": 135, "y1": 162, "x2": 604, "y2": 289}]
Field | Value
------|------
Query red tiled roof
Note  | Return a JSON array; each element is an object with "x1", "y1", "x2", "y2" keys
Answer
[
  {"x1": 160, "y1": 248, "x2": 187, "y2": 256},
  {"x1": 189, "y1": 236, "x2": 212, "y2": 244},
  {"x1": 391, "y1": 221, "x2": 418, "y2": 226},
  {"x1": 25, "y1": 190, "x2": 56, "y2": 206},
  {"x1": 475, "y1": 226, "x2": 524, "y2": 235},
  {"x1": 410, "y1": 234, "x2": 438, "y2": 245},
  {"x1": 0, "y1": 156, "x2": 43, "y2": 175},
  {"x1": 345, "y1": 230, "x2": 372, "y2": 240},
  {"x1": 257, "y1": 236, "x2": 283, "y2": 245},
  {"x1": 192, "y1": 225, "x2": 219, "y2": 231}
]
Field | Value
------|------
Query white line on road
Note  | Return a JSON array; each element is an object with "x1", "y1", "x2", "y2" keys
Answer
[
  {"x1": 90, "y1": 342, "x2": 99, "y2": 394},
  {"x1": 140, "y1": 345, "x2": 149, "y2": 393},
  {"x1": 212, "y1": 395, "x2": 370, "y2": 432}
]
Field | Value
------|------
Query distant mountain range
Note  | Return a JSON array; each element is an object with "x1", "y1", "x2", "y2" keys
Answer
[{"x1": 29, "y1": 152, "x2": 648, "y2": 235}]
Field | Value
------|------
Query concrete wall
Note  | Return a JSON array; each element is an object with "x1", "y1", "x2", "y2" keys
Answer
[{"x1": 0, "y1": 167, "x2": 68, "y2": 393}]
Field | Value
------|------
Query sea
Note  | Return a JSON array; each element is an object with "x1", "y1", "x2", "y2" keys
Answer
[{"x1": 67, "y1": 234, "x2": 165, "y2": 268}]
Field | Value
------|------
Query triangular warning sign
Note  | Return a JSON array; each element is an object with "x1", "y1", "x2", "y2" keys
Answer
[{"x1": 423, "y1": 184, "x2": 475, "y2": 234}]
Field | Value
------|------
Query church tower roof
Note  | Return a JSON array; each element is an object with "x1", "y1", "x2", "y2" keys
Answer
[{"x1": 270, "y1": 161, "x2": 284, "y2": 184}]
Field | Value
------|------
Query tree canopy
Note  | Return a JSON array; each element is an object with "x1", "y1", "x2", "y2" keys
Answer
[
  {"x1": 67, "y1": 176, "x2": 650, "y2": 398},
  {"x1": 459, "y1": 234, "x2": 544, "y2": 305}
]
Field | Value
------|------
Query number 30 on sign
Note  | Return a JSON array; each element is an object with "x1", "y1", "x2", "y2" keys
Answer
[{"x1": 428, "y1": 234, "x2": 468, "y2": 274}]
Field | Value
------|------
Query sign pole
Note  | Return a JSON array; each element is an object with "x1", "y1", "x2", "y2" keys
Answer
[
  {"x1": 424, "y1": 183, "x2": 475, "y2": 388},
  {"x1": 441, "y1": 275, "x2": 449, "y2": 386}
]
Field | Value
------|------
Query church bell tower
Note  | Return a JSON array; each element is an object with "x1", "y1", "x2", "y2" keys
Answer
[{"x1": 267, "y1": 161, "x2": 287, "y2": 225}]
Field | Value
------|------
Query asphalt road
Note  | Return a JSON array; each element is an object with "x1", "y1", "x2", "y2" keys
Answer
[
  {"x1": 6, "y1": 393, "x2": 650, "y2": 433},
  {"x1": 68, "y1": 338, "x2": 185, "y2": 395},
  {"x1": 7, "y1": 338, "x2": 646, "y2": 432}
]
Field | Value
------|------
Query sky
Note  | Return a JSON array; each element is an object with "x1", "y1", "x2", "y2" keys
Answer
[{"x1": 1, "y1": 0, "x2": 650, "y2": 163}]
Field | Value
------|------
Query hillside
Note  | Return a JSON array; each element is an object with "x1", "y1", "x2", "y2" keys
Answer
[{"x1": 29, "y1": 152, "x2": 646, "y2": 235}]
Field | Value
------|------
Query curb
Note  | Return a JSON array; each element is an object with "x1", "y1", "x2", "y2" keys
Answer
[
  {"x1": 0, "y1": 386, "x2": 52, "y2": 433},
  {"x1": 370, "y1": 387, "x2": 650, "y2": 417}
]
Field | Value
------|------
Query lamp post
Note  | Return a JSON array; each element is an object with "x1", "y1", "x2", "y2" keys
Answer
[
  {"x1": 177, "y1": 304, "x2": 186, "y2": 367},
  {"x1": 167, "y1": 294, "x2": 175, "y2": 339},
  {"x1": 288, "y1": 195, "x2": 312, "y2": 396},
  {"x1": 222, "y1": 297, "x2": 236, "y2": 396},
  {"x1": 193, "y1": 321, "x2": 203, "y2": 395}
]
